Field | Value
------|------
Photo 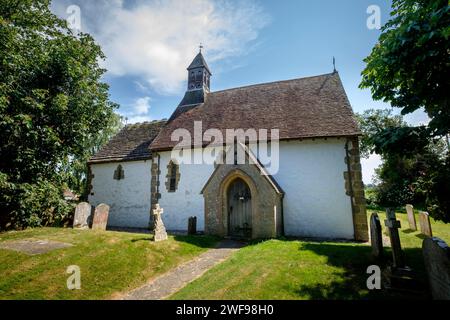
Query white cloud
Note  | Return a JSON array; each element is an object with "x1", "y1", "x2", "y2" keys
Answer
[
  {"x1": 117, "y1": 96, "x2": 152, "y2": 123},
  {"x1": 125, "y1": 115, "x2": 153, "y2": 124},
  {"x1": 51, "y1": 0, "x2": 269, "y2": 94},
  {"x1": 133, "y1": 96, "x2": 151, "y2": 115}
]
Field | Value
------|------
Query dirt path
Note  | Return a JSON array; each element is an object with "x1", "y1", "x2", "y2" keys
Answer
[{"x1": 120, "y1": 239, "x2": 245, "y2": 300}]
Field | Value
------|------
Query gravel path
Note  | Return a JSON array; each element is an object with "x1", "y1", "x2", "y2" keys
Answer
[{"x1": 121, "y1": 239, "x2": 245, "y2": 300}]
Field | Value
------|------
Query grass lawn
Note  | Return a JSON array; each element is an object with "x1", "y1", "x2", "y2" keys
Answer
[
  {"x1": 0, "y1": 227, "x2": 218, "y2": 300},
  {"x1": 171, "y1": 210, "x2": 450, "y2": 300}
]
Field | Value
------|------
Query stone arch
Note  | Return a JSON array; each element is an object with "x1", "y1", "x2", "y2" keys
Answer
[
  {"x1": 219, "y1": 169, "x2": 259, "y2": 238},
  {"x1": 202, "y1": 161, "x2": 284, "y2": 238}
]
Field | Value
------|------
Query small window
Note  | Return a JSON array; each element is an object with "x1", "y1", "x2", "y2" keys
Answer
[
  {"x1": 113, "y1": 164, "x2": 125, "y2": 180},
  {"x1": 169, "y1": 165, "x2": 177, "y2": 190},
  {"x1": 166, "y1": 161, "x2": 180, "y2": 192}
]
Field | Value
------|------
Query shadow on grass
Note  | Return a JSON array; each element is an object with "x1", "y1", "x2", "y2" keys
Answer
[
  {"x1": 131, "y1": 237, "x2": 153, "y2": 242},
  {"x1": 295, "y1": 242, "x2": 428, "y2": 300},
  {"x1": 295, "y1": 242, "x2": 379, "y2": 300},
  {"x1": 402, "y1": 229, "x2": 416, "y2": 234},
  {"x1": 415, "y1": 234, "x2": 427, "y2": 240}
]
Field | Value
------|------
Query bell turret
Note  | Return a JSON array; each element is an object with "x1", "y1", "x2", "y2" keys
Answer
[{"x1": 187, "y1": 47, "x2": 211, "y2": 92}]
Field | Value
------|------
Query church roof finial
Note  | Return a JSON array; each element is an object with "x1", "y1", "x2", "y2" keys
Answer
[
  {"x1": 187, "y1": 47, "x2": 211, "y2": 74},
  {"x1": 199, "y1": 43, "x2": 203, "y2": 53},
  {"x1": 333, "y1": 56, "x2": 337, "y2": 73}
]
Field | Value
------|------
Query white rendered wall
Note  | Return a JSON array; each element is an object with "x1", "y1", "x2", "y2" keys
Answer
[
  {"x1": 157, "y1": 148, "x2": 216, "y2": 231},
  {"x1": 157, "y1": 139, "x2": 353, "y2": 238},
  {"x1": 89, "y1": 139, "x2": 354, "y2": 238},
  {"x1": 273, "y1": 139, "x2": 354, "y2": 239},
  {"x1": 88, "y1": 160, "x2": 151, "y2": 228}
]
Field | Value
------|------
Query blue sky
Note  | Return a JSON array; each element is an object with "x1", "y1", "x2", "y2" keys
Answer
[{"x1": 51, "y1": 0, "x2": 428, "y2": 184}]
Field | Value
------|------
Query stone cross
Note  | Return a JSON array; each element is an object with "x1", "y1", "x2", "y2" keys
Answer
[
  {"x1": 419, "y1": 211, "x2": 433, "y2": 237},
  {"x1": 370, "y1": 212, "x2": 383, "y2": 259},
  {"x1": 422, "y1": 237, "x2": 450, "y2": 300},
  {"x1": 405, "y1": 204, "x2": 417, "y2": 231},
  {"x1": 152, "y1": 204, "x2": 168, "y2": 242},
  {"x1": 153, "y1": 203, "x2": 163, "y2": 217},
  {"x1": 384, "y1": 208, "x2": 405, "y2": 268}
]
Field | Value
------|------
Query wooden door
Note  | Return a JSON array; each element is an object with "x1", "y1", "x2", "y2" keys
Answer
[{"x1": 227, "y1": 178, "x2": 252, "y2": 238}]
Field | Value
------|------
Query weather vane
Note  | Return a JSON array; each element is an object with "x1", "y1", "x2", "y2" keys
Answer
[
  {"x1": 333, "y1": 56, "x2": 336, "y2": 73},
  {"x1": 199, "y1": 43, "x2": 203, "y2": 53}
]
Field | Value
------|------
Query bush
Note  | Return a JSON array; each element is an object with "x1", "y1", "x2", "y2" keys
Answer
[
  {"x1": 364, "y1": 187, "x2": 377, "y2": 207},
  {"x1": 416, "y1": 157, "x2": 450, "y2": 223},
  {"x1": 0, "y1": 174, "x2": 73, "y2": 230},
  {"x1": 374, "y1": 180, "x2": 416, "y2": 208}
]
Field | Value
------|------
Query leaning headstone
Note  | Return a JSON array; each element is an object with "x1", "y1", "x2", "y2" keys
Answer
[
  {"x1": 73, "y1": 202, "x2": 92, "y2": 229},
  {"x1": 385, "y1": 208, "x2": 405, "y2": 268},
  {"x1": 419, "y1": 211, "x2": 433, "y2": 237},
  {"x1": 405, "y1": 204, "x2": 417, "y2": 231},
  {"x1": 188, "y1": 216, "x2": 197, "y2": 235},
  {"x1": 152, "y1": 204, "x2": 168, "y2": 242},
  {"x1": 422, "y1": 237, "x2": 450, "y2": 300},
  {"x1": 92, "y1": 203, "x2": 110, "y2": 231},
  {"x1": 370, "y1": 212, "x2": 383, "y2": 259}
]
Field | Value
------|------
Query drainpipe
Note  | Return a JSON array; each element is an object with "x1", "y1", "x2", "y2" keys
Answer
[{"x1": 345, "y1": 139, "x2": 356, "y2": 238}]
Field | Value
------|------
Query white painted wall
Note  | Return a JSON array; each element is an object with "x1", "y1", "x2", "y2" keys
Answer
[
  {"x1": 273, "y1": 139, "x2": 354, "y2": 239},
  {"x1": 157, "y1": 148, "x2": 216, "y2": 231},
  {"x1": 88, "y1": 160, "x2": 151, "y2": 228},
  {"x1": 89, "y1": 138, "x2": 354, "y2": 239},
  {"x1": 156, "y1": 139, "x2": 353, "y2": 239}
]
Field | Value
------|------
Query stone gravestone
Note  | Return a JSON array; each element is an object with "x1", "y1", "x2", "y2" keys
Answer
[
  {"x1": 383, "y1": 208, "x2": 418, "y2": 291},
  {"x1": 422, "y1": 237, "x2": 450, "y2": 300},
  {"x1": 188, "y1": 216, "x2": 197, "y2": 235},
  {"x1": 370, "y1": 212, "x2": 383, "y2": 259},
  {"x1": 419, "y1": 211, "x2": 433, "y2": 237},
  {"x1": 152, "y1": 204, "x2": 168, "y2": 242},
  {"x1": 73, "y1": 202, "x2": 92, "y2": 229},
  {"x1": 405, "y1": 204, "x2": 417, "y2": 231},
  {"x1": 385, "y1": 208, "x2": 405, "y2": 268},
  {"x1": 92, "y1": 203, "x2": 110, "y2": 231}
]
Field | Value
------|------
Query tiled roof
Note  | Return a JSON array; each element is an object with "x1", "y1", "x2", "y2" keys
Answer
[
  {"x1": 150, "y1": 72, "x2": 361, "y2": 151},
  {"x1": 89, "y1": 120, "x2": 166, "y2": 163}
]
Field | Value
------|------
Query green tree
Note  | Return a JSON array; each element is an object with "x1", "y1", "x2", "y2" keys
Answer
[
  {"x1": 356, "y1": 109, "x2": 418, "y2": 206},
  {"x1": 59, "y1": 113, "x2": 123, "y2": 200},
  {"x1": 359, "y1": 0, "x2": 449, "y2": 222},
  {"x1": 356, "y1": 109, "x2": 448, "y2": 220},
  {"x1": 0, "y1": 0, "x2": 120, "y2": 229},
  {"x1": 356, "y1": 109, "x2": 406, "y2": 158},
  {"x1": 360, "y1": 0, "x2": 449, "y2": 137}
]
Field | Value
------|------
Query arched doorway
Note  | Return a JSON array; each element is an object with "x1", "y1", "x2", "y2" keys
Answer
[{"x1": 227, "y1": 178, "x2": 252, "y2": 238}]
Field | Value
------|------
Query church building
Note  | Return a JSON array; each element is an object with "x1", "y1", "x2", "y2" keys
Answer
[{"x1": 88, "y1": 51, "x2": 369, "y2": 241}]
